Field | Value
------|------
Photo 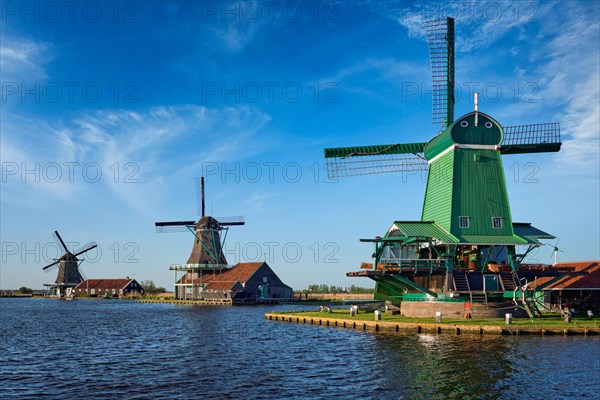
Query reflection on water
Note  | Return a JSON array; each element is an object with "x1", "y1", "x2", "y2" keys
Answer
[{"x1": 1, "y1": 299, "x2": 598, "y2": 399}]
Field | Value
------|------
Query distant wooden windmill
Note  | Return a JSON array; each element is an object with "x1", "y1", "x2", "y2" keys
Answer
[
  {"x1": 155, "y1": 177, "x2": 245, "y2": 299},
  {"x1": 43, "y1": 230, "x2": 97, "y2": 298}
]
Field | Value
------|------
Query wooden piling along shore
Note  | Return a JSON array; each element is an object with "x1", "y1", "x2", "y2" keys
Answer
[
  {"x1": 137, "y1": 299, "x2": 233, "y2": 305},
  {"x1": 265, "y1": 313, "x2": 600, "y2": 336},
  {"x1": 136, "y1": 298, "x2": 282, "y2": 306}
]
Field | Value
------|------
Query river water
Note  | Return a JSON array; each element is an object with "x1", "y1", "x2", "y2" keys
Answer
[{"x1": 1, "y1": 298, "x2": 598, "y2": 399}]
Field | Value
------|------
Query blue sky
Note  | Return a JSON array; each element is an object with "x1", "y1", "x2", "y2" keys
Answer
[{"x1": 1, "y1": 0, "x2": 599, "y2": 290}]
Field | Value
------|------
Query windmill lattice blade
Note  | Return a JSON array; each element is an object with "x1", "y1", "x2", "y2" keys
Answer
[
  {"x1": 426, "y1": 17, "x2": 454, "y2": 128},
  {"x1": 215, "y1": 216, "x2": 245, "y2": 226},
  {"x1": 155, "y1": 225, "x2": 194, "y2": 233},
  {"x1": 500, "y1": 123, "x2": 561, "y2": 154},
  {"x1": 73, "y1": 244, "x2": 98, "y2": 257},
  {"x1": 155, "y1": 221, "x2": 197, "y2": 227},
  {"x1": 155, "y1": 220, "x2": 196, "y2": 233},
  {"x1": 43, "y1": 260, "x2": 60, "y2": 271},
  {"x1": 324, "y1": 143, "x2": 427, "y2": 158},
  {"x1": 326, "y1": 153, "x2": 428, "y2": 179},
  {"x1": 53, "y1": 230, "x2": 69, "y2": 253}
]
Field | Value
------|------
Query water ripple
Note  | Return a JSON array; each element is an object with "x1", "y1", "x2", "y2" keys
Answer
[{"x1": 1, "y1": 299, "x2": 599, "y2": 399}]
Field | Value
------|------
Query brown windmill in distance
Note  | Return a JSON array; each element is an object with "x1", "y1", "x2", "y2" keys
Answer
[
  {"x1": 155, "y1": 177, "x2": 244, "y2": 299},
  {"x1": 43, "y1": 230, "x2": 97, "y2": 298}
]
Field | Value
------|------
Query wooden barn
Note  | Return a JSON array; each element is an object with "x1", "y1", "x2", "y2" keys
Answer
[
  {"x1": 534, "y1": 261, "x2": 600, "y2": 312},
  {"x1": 74, "y1": 278, "x2": 145, "y2": 298},
  {"x1": 175, "y1": 262, "x2": 292, "y2": 303}
]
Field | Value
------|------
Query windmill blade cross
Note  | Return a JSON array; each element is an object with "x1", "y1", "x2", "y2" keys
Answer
[
  {"x1": 551, "y1": 239, "x2": 563, "y2": 251},
  {"x1": 155, "y1": 221, "x2": 197, "y2": 226},
  {"x1": 426, "y1": 17, "x2": 455, "y2": 129},
  {"x1": 195, "y1": 176, "x2": 206, "y2": 218},
  {"x1": 324, "y1": 142, "x2": 428, "y2": 179},
  {"x1": 155, "y1": 220, "x2": 196, "y2": 233},
  {"x1": 215, "y1": 216, "x2": 245, "y2": 226},
  {"x1": 43, "y1": 260, "x2": 60, "y2": 271},
  {"x1": 500, "y1": 122, "x2": 561, "y2": 154},
  {"x1": 326, "y1": 154, "x2": 428, "y2": 179},
  {"x1": 73, "y1": 243, "x2": 98, "y2": 258},
  {"x1": 53, "y1": 230, "x2": 69, "y2": 253}
]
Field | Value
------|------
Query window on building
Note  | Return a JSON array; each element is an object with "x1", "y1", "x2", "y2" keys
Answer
[
  {"x1": 263, "y1": 277, "x2": 268, "y2": 283},
  {"x1": 459, "y1": 216, "x2": 470, "y2": 228},
  {"x1": 492, "y1": 217, "x2": 503, "y2": 229}
]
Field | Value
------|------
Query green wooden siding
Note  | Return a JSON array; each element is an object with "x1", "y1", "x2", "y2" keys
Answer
[
  {"x1": 421, "y1": 145, "x2": 517, "y2": 242},
  {"x1": 422, "y1": 150, "x2": 454, "y2": 230},
  {"x1": 423, "y1": 128, "x2": 454, "y2": 160},
  {"x1": 450, "y1": 149, "x2": 514, "y2": 236}
]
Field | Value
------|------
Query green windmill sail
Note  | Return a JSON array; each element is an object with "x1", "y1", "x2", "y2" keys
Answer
[{"x1": 323, "y1": 18, "x2": 563, "y2": 309}]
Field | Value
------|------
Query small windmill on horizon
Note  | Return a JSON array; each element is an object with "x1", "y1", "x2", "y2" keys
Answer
[{"x1": 43, "y1": 230, "x2": 97, "y2": 298}]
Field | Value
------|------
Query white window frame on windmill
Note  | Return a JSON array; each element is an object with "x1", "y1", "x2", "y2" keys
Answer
[
  {"x1": 459, "y1": 216, "x2": 470, "y2": 228},
  {"x1": 492, "y1": 217, "x2": 503, "y2": 229}
]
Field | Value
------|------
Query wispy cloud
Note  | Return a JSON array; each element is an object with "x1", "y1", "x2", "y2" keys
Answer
[
  {"x1": 212, "y1": 22, "x2": 259, "y2": 52},
  {"x1": 1, "y1": 105, "x2": 272, "y2": 213},
  {"x1": 386, "y1": 0, "x2": 530, "y2": 52},
  {"x1": 205, "y1": 0, "x2": 264, "y2": 52},
  {"x1": 0, "y1": 35, "x2": 51, "y2": 81},
  {"x1": 532, "y1": 2, "x2": 600, "y2": 174},
  {"x1": 324, "y1": 58, "x2": 423, "y2": 83}
]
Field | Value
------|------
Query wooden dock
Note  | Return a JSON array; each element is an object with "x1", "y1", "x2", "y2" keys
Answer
[
  {"x1": 265, "y1": 313, "x2": 600, "y2": 336},
  {"x1": 136, "y1": 298, "x2": 283, "y2": 306},
  {"x1": 137, "y1": 298, "x2": 232, "y2": 305}
]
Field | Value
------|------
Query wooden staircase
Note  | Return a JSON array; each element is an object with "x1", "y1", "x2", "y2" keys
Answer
[
  {"x1": 499, "y1": 271, "x2": 518, "y2": 291},
  {"x1": 470, "y1": 291, "x2": 488, "y2": 306},
  {"x1": 453, "y1": 272, "x2": 470, "y2": 291}
]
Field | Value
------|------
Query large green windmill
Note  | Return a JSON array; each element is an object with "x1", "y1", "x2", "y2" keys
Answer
[{"x1": 324, "y1": 18, "x2": 563, "y2": 312}]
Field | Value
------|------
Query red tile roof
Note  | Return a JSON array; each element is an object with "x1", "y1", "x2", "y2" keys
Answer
[
  {"x1": 535, "y1": 261, "x2": 600, "y2": 290},
  {"x1": 74, "y1": 279, "x2": 136, "y2": 290},
  {"x1": 177, "y1": 262, "x2": 266, "y2": 287},
  {"x1": 210, "y1": 262, "x2": 264, "y2": 283}
]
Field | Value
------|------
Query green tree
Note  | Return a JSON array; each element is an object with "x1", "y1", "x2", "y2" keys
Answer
[
  {"x1": 141, "y1": 280, "x2": 157, "y2": 295},
  {"x1": 140, "y1": 280, "x2": 166, "y2": 295},
  {"x1": 348, "y1": 285, "x2": 374, "y2": 294},
  {"x1": 18, "y1": 287, "x2": 33, "y2": 294}
]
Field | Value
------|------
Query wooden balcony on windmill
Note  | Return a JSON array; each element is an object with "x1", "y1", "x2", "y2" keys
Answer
[{"x1": 360, "y1": 262, "x2": 386, "y2": 270}]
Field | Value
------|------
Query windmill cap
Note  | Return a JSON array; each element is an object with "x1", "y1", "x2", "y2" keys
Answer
[
  {"x1": 424, "y1": 111, "x2": 503, "y2": 160},
  {"x1": 195, "y1": 216, "x2": 220, "y2": 230}
]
